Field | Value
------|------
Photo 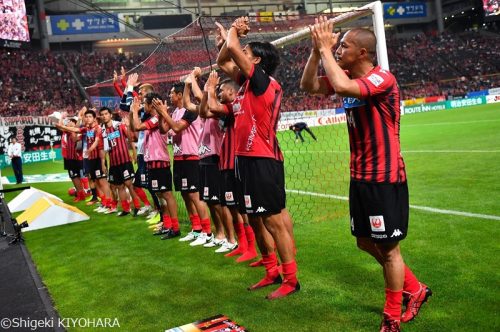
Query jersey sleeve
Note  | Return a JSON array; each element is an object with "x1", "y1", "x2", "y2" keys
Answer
[
  {"x1": 181, "y1": 110, "x2": 198, "y2": 125},
  {"x1": 355, "y1": 69, "x2": 396, "y2": 99},
  {"x1": 248, "y1": 64, "x2": 271, "y2": 96},
  {"x1": 144, "y1": 115, "x2": 159, "y2": 130}
]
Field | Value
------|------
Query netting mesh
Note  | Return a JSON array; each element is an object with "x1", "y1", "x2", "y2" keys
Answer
[{"x1": 85, "y1": 11, "x2": 376, "y2": 224}]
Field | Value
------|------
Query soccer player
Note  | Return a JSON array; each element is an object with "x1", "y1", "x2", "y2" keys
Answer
[
  {"x1": 99, "y1": 107, "x2": 141, "y2": 216},
  {"x1": 183, "y1": 68, "x2": 237, "y2": 253},
  {"x1": 289, "y1": 122, "x2": 317, "y2": 143},
  {"x1": 202, "y1": 70, "x2": 257, "y2": 262},
  {"x1": 7, "y1": 137, "x2": 23, "y2": 184},
  {"x1": 119, "y1": 73, "x2": 158, "y2": 219},
  {"x1": 59, "y1": 109, "x2": 114, "y2": 213},
  {"x1": 131, "y1": 93, "x2": 180, "y2": 239},
  {"x1": 56, "y1": 116, "x2": 85, "y2": 202},
  {"x1": 155, "y1": 82, "x2": 212, "y2": 246},
  {"x1": 301, "y1": 18, "x2": 431, "y2": 331},
  {"x1": 216, "y1": 17, "x2": 300, "y2": 299}
]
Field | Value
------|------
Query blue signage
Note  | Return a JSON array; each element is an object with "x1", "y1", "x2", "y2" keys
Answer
[
  {"x1": 50, "y1": 14, "x2": 120, "y2": 35},
  {"x1": 383, "y1": 2, "x2": 427, "y2": 19},
  {"x1": 90, "y1": 96, "x2": 121, "y2": 110}
]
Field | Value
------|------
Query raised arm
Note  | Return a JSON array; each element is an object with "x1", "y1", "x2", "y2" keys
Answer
[
  {"x1": 312, "y1": 16, "x2": 360, "y2": 97},
  {"x1": 216, "y1": 21, "x2": 241, "y2": 82},
  {"x1": 205, "y1": 71, "x2": 228, "y2": 118},
  {"x1": 152, "y1": 98, "x2": 189, "y2": 133},
  {"x1": 225, "y1": 17, "x2": 253, "y2": 79},
  {"x1": 183, "y1": 74, "x2": 198, "y2": 112},
  {"x1": 131, "y1": 96, "x2": 148, "y2": 131}
]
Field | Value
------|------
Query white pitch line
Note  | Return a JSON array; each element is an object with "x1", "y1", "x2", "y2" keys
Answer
[
  {"x1": 283, "y1": 150, "x2": 500, "y2": 154},
  {"x1": 286, "y1": 189, "x2": 500, "y2": 221}
]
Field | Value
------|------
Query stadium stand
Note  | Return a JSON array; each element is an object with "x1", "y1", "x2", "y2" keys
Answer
[{"x1": 1, "y1": 30, "x2": 499, "y2": 116}]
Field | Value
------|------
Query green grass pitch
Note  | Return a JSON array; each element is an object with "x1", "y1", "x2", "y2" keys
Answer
[{"x1": 2, "y1": 103, "x2": 499, "y2": 331}]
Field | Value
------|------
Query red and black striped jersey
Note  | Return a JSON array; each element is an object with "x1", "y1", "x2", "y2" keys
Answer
[
  {"x1": 65, "y1": 132, "x2": 82, "y2": 161},
  {"x1": 104, "y1": 122, "x2": 130, "y2": 166},
  {"x1": 324, "y1": 66, "x2": 406, "y2": 183},
  {"x1": 80, "y1": 125, "x2": 102, "y2": 160}
]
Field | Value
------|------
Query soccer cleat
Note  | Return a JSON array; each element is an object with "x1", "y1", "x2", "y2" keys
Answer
[
  {"x1": 401, "y1": 283, "x2": 432, "y2": 323},
  {"x1": 117, "y1": 211, "x2": 130, "y2": 217},
  {"x1": 190, "y1": 232, "x2": 213, "y2": 247},
  {"x1": 146, "y1": 212, "x2": 161, "y2": 225},
  {"x1": 93, "y1": 205, "x2": 104, "y2": 212},
  {"x1": 132, "y1": 208, "x2": 139, "y2": 217},
  {"x1": 248, "y1": 274, "x2": 282, "y2": 291},
  {"x1": 215, "y1": 240, "x2": 238, "y2": 253},
  {"x1": 380, "y1": 314, "x2": 401, "y2": 332},
  {"x1": 179, "y1": 231, "x2": 200, "y2": 242},
  {"x1": 137, "y1": 205, "x2": 152, "y2": 216},
  {"x1": 203, "y1": 237, "x2": 226, "y2": 248},
  {"x1": 161, "y1": 230, "x2": 181, "y2": 240},
  {"x1": 86, "y1": 199, "x2": 99, "y2": 206},
  {"x1": 153, "y1": 227, "x2": 172, "y2": 236},
  {"x1": 266, "y1": 281, "x2": 301, "y2": 300},
  {"x1": 146, "y1": 210, "x2": 159, "y2": 220},
  {"x1": 104, "y1": 207, "x2": 117, "y2": 214}
]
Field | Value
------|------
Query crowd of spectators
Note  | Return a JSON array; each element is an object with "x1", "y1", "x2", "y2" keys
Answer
[{"x1": 1, "y1": 30, "x2": 499, "y2": 116}]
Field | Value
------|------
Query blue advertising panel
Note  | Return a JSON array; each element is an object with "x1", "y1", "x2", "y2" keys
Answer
[
  {"x1": 384, "y1": 2, "x2": 427, "y2": 19},
  {"x1": 50, "y1": 14, "x2": 120, "y2": 35},
  {"x1": 90, "y1": 96, "x2": 121, "y2": 110}
]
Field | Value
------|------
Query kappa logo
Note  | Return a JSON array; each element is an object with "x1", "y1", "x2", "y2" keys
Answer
[
  {"x1": 160, "y1": 186, "x2": 166, "y2": 190},
  {"x1": 204, "y1": 187, "x2": 209, "y2": 197},
  {"x1": 173, "y1": 144, "x2": 182, "y2": 155},
  {"x1": 244, "y1": 195, "x2": 252, "y2": 209},
  {"x1": 369, "y1": 215, "x2": 385, "y2": 232},
  {"x1": 211, "y1": 196, "x2": 218, "y2": 201},
  {"x1": 256, "y1": 206, "x2": 267, "y2": 213},
  {"x1": 152, "y1": 180, "x2": 158, "y2": 188},
  {"x1": 391, "y1": 229, "x2": 403, "y2": 238},
  {"x1": 225, "y1": 192, "x2": 234, "y2": 202},
  {"x1": 189, "y1": 185, "x2": 196, "y2": 190},
  {"x1": 198, "y1": 144, "x2": 211, "y2": 156}
]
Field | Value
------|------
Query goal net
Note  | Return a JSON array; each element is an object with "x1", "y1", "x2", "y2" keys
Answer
[{"x1": 85, "y1": 1, "x2": 387, "y2": 224}]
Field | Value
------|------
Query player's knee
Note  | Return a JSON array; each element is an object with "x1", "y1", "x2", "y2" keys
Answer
[{"x1": 356, "y1": 237, "x2": 373, "y2": 253}]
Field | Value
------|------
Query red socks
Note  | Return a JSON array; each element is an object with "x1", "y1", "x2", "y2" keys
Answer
[
  {"x1": 189, "y1": 214, "x2": 202, "y2": 232},
  {"x1": 162, "y1": 215, "x2": 172, "y2": 229},
  {"x1": 248, "y1": 253, "x2": 281, "y2": 290},
  {"x1": 200, "y1": 218, "x2": 211, "y2": 234},
  {"x1": 237, "y1": 224, "x2": 258, "y2": 262},
  {"x1": 81, "y1": 177, "x2": 89, "y2": 190},
  {"x1": 134, "y1": 187, "x2": 150, "y2": 206},
  {"x1": 404, "y1": 265, "x2": 421, "y2": 295},
  {"x1": 132, "y1": 197, "x2": 141, "y2": 209},
  {"x1": 121, "y1": 200, "x2": 130, "y2": 213},
  {"x1": 225, "y1": 222, "x2": 247, "y2": 257},
  {"x1": 171, "y1": 218, "x2": 179, "y2": 232},
  {"x1": 266, "y1": 260, "x2": 300, "y2": 300},
  {"x1": 383, "y1": 288, "x2": 403, "y2": 320}
]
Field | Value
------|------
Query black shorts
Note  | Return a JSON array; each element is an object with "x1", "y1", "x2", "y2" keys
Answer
[
  {"x1": 349, "y1": 180, "x2": 409, "y2": 243},
  {"x1": 235, "y1": 156, "x2": 286, "y2": 215},
  {"x1": 108, "y1": 162, "x2": 135, "y2": 185},
  {"x1": 87, "y1": 158, "x2": 107, "y2": 180},
  {"x1": 148, "y1": 167, "x2": 173, "y2": 193},
  {"x1": 221, "y1": 169, "x2": 246, "y2": 213},
  {"x1": 173, "y1": 159, "x2": 200, "y2": 192},
  {"x1": 134, "y1": 154, "x2": 147, "y2": 188},
  {"x1": 82, "y1": 158, "x2": 90, "y2": 176},
  {"x1": 65, "y1": 159, "x2": 82, "y2": 179},
  {"x1": 199, "y1": 159, "x2": 222, "y2": 205}
]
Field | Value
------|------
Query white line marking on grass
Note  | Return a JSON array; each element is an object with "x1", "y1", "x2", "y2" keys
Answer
[
  {"x1": 286, "y1": 189, "x2": 500, "y2": 221},
  {"x1": 404, "y1": 119, "x2": 500, "y2": 127},
  {"x1": 283, "y1": 150, "x2": 500, "y2": 154}
]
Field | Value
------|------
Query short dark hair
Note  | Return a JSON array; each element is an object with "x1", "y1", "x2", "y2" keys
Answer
[
  {"x1": 98, "y1": 106, "x2": 111, "y2": 114},
  {"x1": 171, "y1": 82, "x2": 185, "y2": 94},
  {"x1": 248, "y1": 41, "x2": 280, "y2": 76},
  {"x1": 84, "y1": 109, "x2": 96, "y2": 118},
  {"x1": 219, "y1": 78, "x2": 240, "y2": 91},
  {"x1": 144, "y1": 92, "x2": 163, "y2": 104},
  {"x1": 68, "y1": 118, "x2": 77, "y2": 124}
]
